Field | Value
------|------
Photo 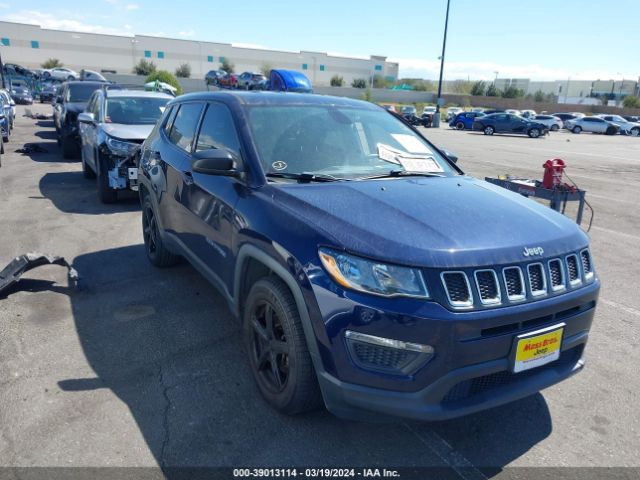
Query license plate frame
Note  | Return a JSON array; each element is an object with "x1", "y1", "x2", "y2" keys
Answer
[{"x1": 511, "y1": 323, "x2": 565, "y2": 373}]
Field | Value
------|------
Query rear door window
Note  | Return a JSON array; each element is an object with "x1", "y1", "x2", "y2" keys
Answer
[{"x1": 169, "y1": 103, "x2": 203, "y2": 152}]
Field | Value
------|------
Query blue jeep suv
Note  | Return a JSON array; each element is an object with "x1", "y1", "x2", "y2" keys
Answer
[{"x1": 138, "y1": 91, "x2": 599, "y2": 420}]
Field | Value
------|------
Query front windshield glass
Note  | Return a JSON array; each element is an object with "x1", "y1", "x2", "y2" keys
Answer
[
  {"x1": 245, "y1": 105, "x2": 457, "y2": 179},
  {"x1": 67, "y1": 84, "x2": 100, "y2": 103},
  {"x1": 105, "y1": 97, "x2": 169, "y2": 124}
]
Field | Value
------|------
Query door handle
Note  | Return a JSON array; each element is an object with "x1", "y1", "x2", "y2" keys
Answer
[{"x1": 181, "y1": 170, "x2": 194, "y2": 185}]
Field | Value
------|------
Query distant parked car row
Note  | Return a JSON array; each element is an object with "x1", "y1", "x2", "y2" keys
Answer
[
  {"x1": 445, "y1": 107, "x2": 639, "y2": 138},
  {"x1": 205, "y1": 70, "x2": 267, "y2": 90}
]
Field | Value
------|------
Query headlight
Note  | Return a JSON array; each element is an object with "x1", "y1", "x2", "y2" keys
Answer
[
  {"x1": 318, "y1": 248, "x2": 429, "y2": 298},
  {"x1": 107, "y1": 137, "x2": 138, "y2": 157}
]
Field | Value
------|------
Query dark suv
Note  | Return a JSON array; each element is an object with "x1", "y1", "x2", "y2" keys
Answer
[
  {"x1": 54, "y1": 81, "x2": 117, "y2": 158},
  {"x1": 138, "y1": 92, "x2": 599, "y2": 420}
]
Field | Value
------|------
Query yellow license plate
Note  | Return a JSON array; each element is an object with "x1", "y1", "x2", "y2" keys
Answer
[{"x1": 513, "y1": 325, "x2": 564, "y2": 373}]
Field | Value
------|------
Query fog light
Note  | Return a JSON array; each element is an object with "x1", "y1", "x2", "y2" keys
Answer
[{"x1": 345, "y1": 330, "x2": 434, "y2": 375}]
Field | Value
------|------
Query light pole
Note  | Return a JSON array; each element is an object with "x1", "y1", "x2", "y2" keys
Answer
[
  {"x1": 131, "y1": 38, "x2": 139, "y2": 71},
  {"x1": 433, "y1": 0, "x2": 451, "y2": 128},
  {"x1": 565, "y1": 76, "x2": 570, "y2": 103},
  {"x1": 493, "y1": 71, "x2": 498, "y2": 86}
]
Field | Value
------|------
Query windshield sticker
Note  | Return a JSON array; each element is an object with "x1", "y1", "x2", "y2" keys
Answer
[
  {"x1": 377, "y1": 143, "x2": 403, "y2": 165},
  {"x1": 272, "y1": 160, "x2": 288, "y2": 171},
  {"x1": 397, "y1": 156, "x2": 444, "y2": 173},
  {"x1": 391, "y1": 134, "x2": 431, "y2": 154}
]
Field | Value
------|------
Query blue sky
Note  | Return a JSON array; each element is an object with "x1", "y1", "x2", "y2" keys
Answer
[{"x1": 1, "y1": 0, "x2": 638, "y2": 81}]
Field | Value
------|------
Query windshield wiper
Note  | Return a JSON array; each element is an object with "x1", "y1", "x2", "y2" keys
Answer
[
  {"x1": 266, "y1": 172, "x2": 346, "y2": 183},
  {"x1": 357, "y1": 170, "x2": 445, "y2": 180}
]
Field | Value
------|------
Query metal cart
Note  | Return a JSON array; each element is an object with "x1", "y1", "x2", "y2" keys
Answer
[{"x1": 485, "y1": 176, "x2": 587, "y2": 226}]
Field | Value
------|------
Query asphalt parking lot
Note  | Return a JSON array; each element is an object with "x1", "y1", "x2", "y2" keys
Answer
[{"x1": 0, "y1": 103, "x2": 639, "y2": 478}]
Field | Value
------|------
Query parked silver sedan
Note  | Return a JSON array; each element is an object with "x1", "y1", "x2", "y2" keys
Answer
[
  {"x1": 565, "y1": 116, "x2": 619, "y2": 135},
  {"x1": 597, "y1": 114, "x2": 640, "y2": 136}
]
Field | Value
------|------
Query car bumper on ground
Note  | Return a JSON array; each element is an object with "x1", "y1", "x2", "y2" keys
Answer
[{"x1": 310, "y1": 277, "x2": 599, "y2": 421}]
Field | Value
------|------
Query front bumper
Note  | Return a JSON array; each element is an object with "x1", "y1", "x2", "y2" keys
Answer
[
  {"x1": 319, "y1": 331, "x2": 586, "y2": 421},
  {"x1": 309, "y1": 276, "x2": 599, "y2": 421}
]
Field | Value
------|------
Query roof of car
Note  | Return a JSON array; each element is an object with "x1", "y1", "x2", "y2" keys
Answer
[
  {"x1": 171, "y1": 91, "x2": 381, "y2": 109},
  {"x1": 65, "y1": 80, "x2": 108, "y2": 87},
  {"x1": 105, "y1": 89, "x2": 174, "y2": 99}
]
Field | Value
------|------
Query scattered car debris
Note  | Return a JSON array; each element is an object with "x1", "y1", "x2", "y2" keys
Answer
[
  {"x1": 23, "y1": 108, "x2": 53, "y2": 120},
  {"x1": 16, "y1": 143, "x2": 49, "y2": 154},
  {"x1": 0, "y1": 253, "x2": 80, "y2": 297}
]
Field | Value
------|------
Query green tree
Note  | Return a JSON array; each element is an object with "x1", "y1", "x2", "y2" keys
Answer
[
  {"x1": 352, "y1": 78, "x2": 367, "y2": 88},
  {"x1": 451, "y1": 79, "x2": 473, "y2": 95},
  {"x1": 544, "y1": 93, "x2": 558, "y2": 103},
  {"x1": 399, "y1": 78, "x2": 435, "y2": 91},
  {"x1": 623, "y1": 95, "x2": 640, "y2": 108},
  {"x1": 330, "y1": 75, "x2": 344, "y2": 87},
  {"x1": 146, "y1": 70, "x2": 183, "y2": 95},
  {"x1": 470, "y1": 81, "x2": 486, "y2": 96},
  {"x1": 133, "y1": 59, "x2": 156, "y2": 76},
  {"x1": 221, "y1": 57, "x2": 234, "y2": 74},
  {"x1": 533, "y1": 90, "x2": 545, "y2": 102},
  {"x1": 41, "y1": 58, "x2": 63, "y2": 69},
  {"x1": 260, "y1": 63, "x2": 273, "y2": 77},
  {"x1": 486, "y1": 83, "x2": 499, "y2": 97},
  {"x1": 175, "y1": 63, "x2": 191, "y2": 78},
  {"x1": 502, "y1": 86, "x2": 524, "y2": 98},
  {"x1": 372, "y1": 75, "x2": 386, "y2": 88}
]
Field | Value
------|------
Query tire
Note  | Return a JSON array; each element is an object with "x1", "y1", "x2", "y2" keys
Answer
[
  {"x1": 605, "y1": 126, "x2": 617, "y2": 136},
  {"x1": 528, "y1": 128, "x2": 540, "y2": 138},
  {"x1": 483, "y1": 126, "x2": 495, "y2": 135},
  {"x1": 61, "y1": 135, "x2": 77, "y2": 159},
  {"x1": 67, "y1": 76, "x2": 74, "y2": 81},
  {"x1": 81, "y1": 148, "x2": 95, "y2": 179},
  {"x1": 96, "y1": 155, "x2": 118, "y2": 203},
  {"x1": 630, "y1": 127, "x2": 640, "y2": 137},
  {"x1": 455, "y1": 121, "x2": 465, "y2": 130},
  {"x1": 551, "y1": 124, "x2": 559, "y2": 131},
  {"x1": 243, "y1": 277, "x2": 322, "y2": 415},
  {"x1": 2, "y1": 134, "x2": 7, "y2": 144},
  {"x1": 141, "y1": 194, "x2": 180, "y2": 267},
  {"x1": 572, "y1": 126, "x2": 582, "y2": 134}
]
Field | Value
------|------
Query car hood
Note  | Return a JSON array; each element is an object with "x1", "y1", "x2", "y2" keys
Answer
[
  {"x1": 273, "y1": 176, "x2": 588, "y2": 268},
  {"x1": 101, "y1": 123, "x2": 154, "y2": 141}
]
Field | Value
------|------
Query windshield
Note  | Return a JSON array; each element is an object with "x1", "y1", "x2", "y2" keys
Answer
[
  {"x1": 401, "y1": 107, "x2": 416, "y2": 114},
  {"x1": 67, "y1": 84, "x2": 100, "y2": 103},
  {"x1": 245, "y1": 105, "x2": 457, "y2": 179},
  {"x1": 105, "y1": 97, "x2": 169, "y2": 124}
]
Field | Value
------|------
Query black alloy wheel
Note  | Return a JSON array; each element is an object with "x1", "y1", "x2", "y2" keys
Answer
[{"x1": 243, "y1": 277, "x2": 322, "y2": 414}]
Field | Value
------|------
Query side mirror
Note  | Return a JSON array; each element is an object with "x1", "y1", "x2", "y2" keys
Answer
[
  {"x1": 78, "y1": 112, "x2": 95, "y2": 124},
  {"x1": 441, "y1": 149, "x2": 458, "y2": 164},
  {"x1": 192, "y1": 149, "x2": 239, "y2": 176},
  {"x1": 56, "y1": 96, "x2": 63, "y2": 104}
]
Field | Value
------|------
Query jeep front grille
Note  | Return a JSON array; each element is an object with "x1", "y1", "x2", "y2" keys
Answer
[
  {"x1": 580, "y1": 249, "x2": 594, "y2": 280},
  {"x1": 566, "y1": 254, "x2": 581, "y2": 285},
  {"x1": 441, "y1": 272, "x2": 473, "y2": 307},
  {"x1": 440, "y1": 249, "x2": 593, "y2": 309},
  {"x1": 548, "y1": 259, "x2": 565, "y2": 291},
  {"x1": 503, "y1": 267, "x2": 525, "y2": 301},
  {"x1": 475, "y1": 270, "x2": 500, "y2": 305},
  {"x1": 527, "y1": 263, "x2": 546, "y2": 296}
]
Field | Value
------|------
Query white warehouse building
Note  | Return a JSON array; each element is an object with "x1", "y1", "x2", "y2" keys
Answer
[{"x1": 0, "y1": 21, "x2": 399, "y2": 87}]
